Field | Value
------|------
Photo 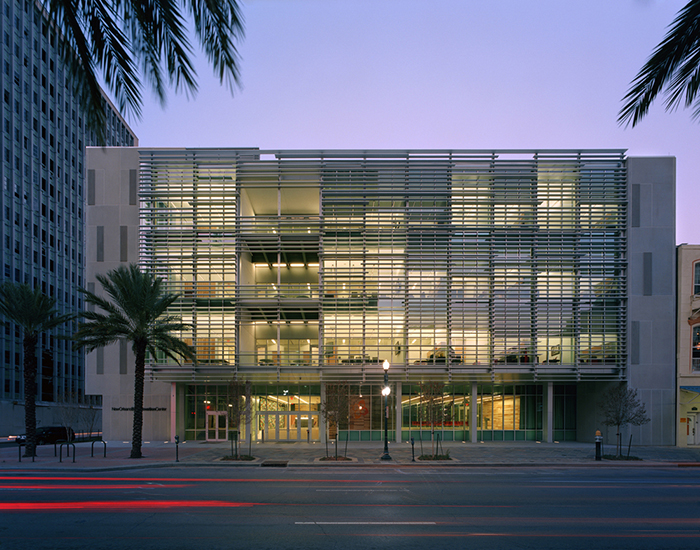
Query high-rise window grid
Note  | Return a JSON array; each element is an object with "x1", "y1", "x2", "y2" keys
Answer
[{"x1": 1, "y1": 0, "x2": 135, "y2": 403}]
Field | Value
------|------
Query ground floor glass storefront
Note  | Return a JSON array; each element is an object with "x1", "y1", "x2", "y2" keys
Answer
[
  {"x1": 401, "y1": 384, "x2": 545, "y2": 443},
  {"x1": 182, "y1": 383, "x2": 576, "y2": 442},
  {"x1": 184, "y1": 384, "x2": 322, "y2": 442}
]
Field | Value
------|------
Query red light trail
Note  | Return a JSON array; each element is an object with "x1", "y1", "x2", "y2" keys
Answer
[
  {"x1": 0, "y1": 501, "x2": 259, "y2": 511},
  {"x1": 0, "y1": 475, "x2": 414, "y2": 483},
  {"x1": 0, "y1": 484, "x2": 191, "y2": 490}
]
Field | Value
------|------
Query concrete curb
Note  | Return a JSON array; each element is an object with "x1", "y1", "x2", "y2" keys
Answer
[
  {"x1": 1, "y1": 460, "x2": 697, "y2": 473},
  {"x1": 3, "y1": 441, "x2": 700, "y2": 473}
]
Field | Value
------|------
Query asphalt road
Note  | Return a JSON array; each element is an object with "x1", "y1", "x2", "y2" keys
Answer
[{"x1": 1, "y1": 466, "x2": 699, "y2": 549}]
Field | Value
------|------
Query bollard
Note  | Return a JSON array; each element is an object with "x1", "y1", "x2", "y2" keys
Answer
[
  {"x1": 175, "y1": 435, "x2": 179, "y2": 462},
  {"x1": 411, "y1": 437, "x2": 415, "y2": 462},
  {"x1": 59, "y1": 442, "x2": 75, "y2": 463},
  {"x1": 19, "y1": 443, "x2": 35, "y2": 463},
  {"x1": 595, "y1": 429, "x2": 603, "y2": 461},
  {"x1": 91, "y1": 440, "x2": 107, "y2": 458}
]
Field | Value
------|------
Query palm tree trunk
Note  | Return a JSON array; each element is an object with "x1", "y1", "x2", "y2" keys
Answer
[
  {"x1": 130, "y1": 342, "x2": 147, "y2": 459},
  {"x1": 23, "y1": 334, "x2": 38, "y2": 458}
]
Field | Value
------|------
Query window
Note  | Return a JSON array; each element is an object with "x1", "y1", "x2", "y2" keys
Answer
[
  {"x1": 694, "y1": 262, "x2": 700, "y2": 295},
  {"x1": 693, "y1": 326, "x2": 700, "y2": 371}
]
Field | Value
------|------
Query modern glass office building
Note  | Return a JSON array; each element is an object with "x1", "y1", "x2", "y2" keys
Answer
[
  {"x1": 86, "y1": 148, "x2": 677, "y2": 445},
  {"x1": 1, "y1": 0, "x2": 137, "y2": 435}
]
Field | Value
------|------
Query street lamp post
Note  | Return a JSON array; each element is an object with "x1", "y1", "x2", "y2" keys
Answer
[{"x1": 381, "y1": 360, "x2": 392, "y2": 460}]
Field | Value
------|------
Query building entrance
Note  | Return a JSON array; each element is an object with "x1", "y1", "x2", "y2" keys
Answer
[
  {"x1": 687, "y1": 413, "x2": 698, "y2": 446},
  {"x1": 258, "y1": 411, "x2": 319, "y2": 442},
  {"x1": 206, "y1": 411, "x2": 228, "y2": 441}
]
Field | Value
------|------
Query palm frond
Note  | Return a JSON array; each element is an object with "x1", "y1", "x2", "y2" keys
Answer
[
  {"x1": 0, "y1": 282, "x2": 74, "y2": 336},
  {"x1": 71, "y1": 328, "x2": 122, "y2": 353},
  {"x1": 41, "y1": 0, "x2": 243, "y2": 137},
  {"x1": 74, "y1": 264, "x2": 194, "y2": 363},
  {"x1": 153, "y1": 332, "x2": 196, "y2": 363},
  {"x1": 149, "y1": 0, "x2": 198, "y2": 94},
  {"x1": 619, "y1": 0, "x2": 700, "y2": 126},
  {"x1": 91, "y1": 0, "x2": 143, "y2": 118},
  {"x1": 48, "y1": 0, "x2": 107, "y2": 139},
  {"x1": 189, "y1": 0, "x2": 244, "y2": 90},
  {"x1": 124, "y1": 0, "x2": 197, "y2": 106}
]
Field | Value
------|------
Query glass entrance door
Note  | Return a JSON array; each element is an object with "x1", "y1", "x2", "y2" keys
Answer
[
  {"x1": 688, "y1": 413, "x2": 698, "y2": 446},
  {"x1": 258, "y1": 412, "x2": 319, "y2": 441},
  {"x1": 298, "y1": 412, "x2": 319, "y2": 442},
  {"x1": 206, "y1": 411, "x2": 228, "y2": 441}
]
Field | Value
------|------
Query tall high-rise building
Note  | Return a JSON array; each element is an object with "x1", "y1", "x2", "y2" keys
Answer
[
  {"x1": 1, "y1": 0, "x2": 137, "y2": 435},
  {"x1": 86, "y1": 148, "x2": 676, "y2": 445}
]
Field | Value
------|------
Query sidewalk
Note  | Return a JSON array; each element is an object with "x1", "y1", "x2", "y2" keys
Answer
[{"x1": 2, "y1": 439, "x2": 700, "y2": 471}]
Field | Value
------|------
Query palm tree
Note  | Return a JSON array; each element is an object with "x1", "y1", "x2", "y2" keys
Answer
[
  {"x1": 73, "y1": 264, "x2": 194, "y2": 458},
  {"x1": 0, "y1": 283, "x2": 74, "y2": 457},
  {"x1": 619, "y1": 0, "x2": 700, "y2": 126},
  {"x1": 44, "y1": 0, "x2": 244, "y2": 139}
]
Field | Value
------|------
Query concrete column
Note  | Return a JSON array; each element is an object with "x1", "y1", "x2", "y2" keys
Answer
[
  {"x1": 245, "y1": 388, "x2": 252, "y2": 444},
  {"x1": 471, "y1": 382, "x2": 478, "y2": 443},
  {"x1": 543, "y1": 382, "x2": 554, "y2": 442},
  {"x1": 395, "y1": 382, "x2": 402, "y2": 443},
  {"x1": 320, "y1": 382, "x2": 327, "y2": 445}
]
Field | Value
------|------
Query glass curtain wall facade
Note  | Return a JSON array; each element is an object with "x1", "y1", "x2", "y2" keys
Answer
[
  {"x1": 138, "y1": 149, "x2": 626, "y2": 442},
  {"x1": 1, "y1": 0, "x2": 136, "y2": 428}
]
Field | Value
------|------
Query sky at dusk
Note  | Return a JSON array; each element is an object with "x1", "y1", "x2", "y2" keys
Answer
[{"x1": 126, "y1": 0, "x2": 697, "y2": 244}]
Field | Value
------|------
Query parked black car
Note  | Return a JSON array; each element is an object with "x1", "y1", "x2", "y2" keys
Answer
[{"x1": 12, "y1": 426, "x2": 75, "y2": 445}]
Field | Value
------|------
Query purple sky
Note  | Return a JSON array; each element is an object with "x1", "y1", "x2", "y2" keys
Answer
[{"x1": 127, "y1": 0, "x2": 697, "y2": 244}]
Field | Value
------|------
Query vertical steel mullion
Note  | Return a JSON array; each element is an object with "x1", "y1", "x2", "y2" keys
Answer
[
  {"x1": 276, "y1": 169, "x2": 282, "y2": 379},
  {"x1": 488, "y1": 156, "x2": 496, "y2": 379}
]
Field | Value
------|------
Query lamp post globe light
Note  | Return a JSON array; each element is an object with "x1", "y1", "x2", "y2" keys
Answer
[{"x1": 381, "y1": 360, "x2": 392, "y2": 460}]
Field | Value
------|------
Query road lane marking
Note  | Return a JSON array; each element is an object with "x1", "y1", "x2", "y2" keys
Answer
[
  {"x1": 316, "y1": 489, "x2": 408, "y2": 493},
  {"x1": 296, "y1": 522, "x2": 436, "y2": 525}
]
